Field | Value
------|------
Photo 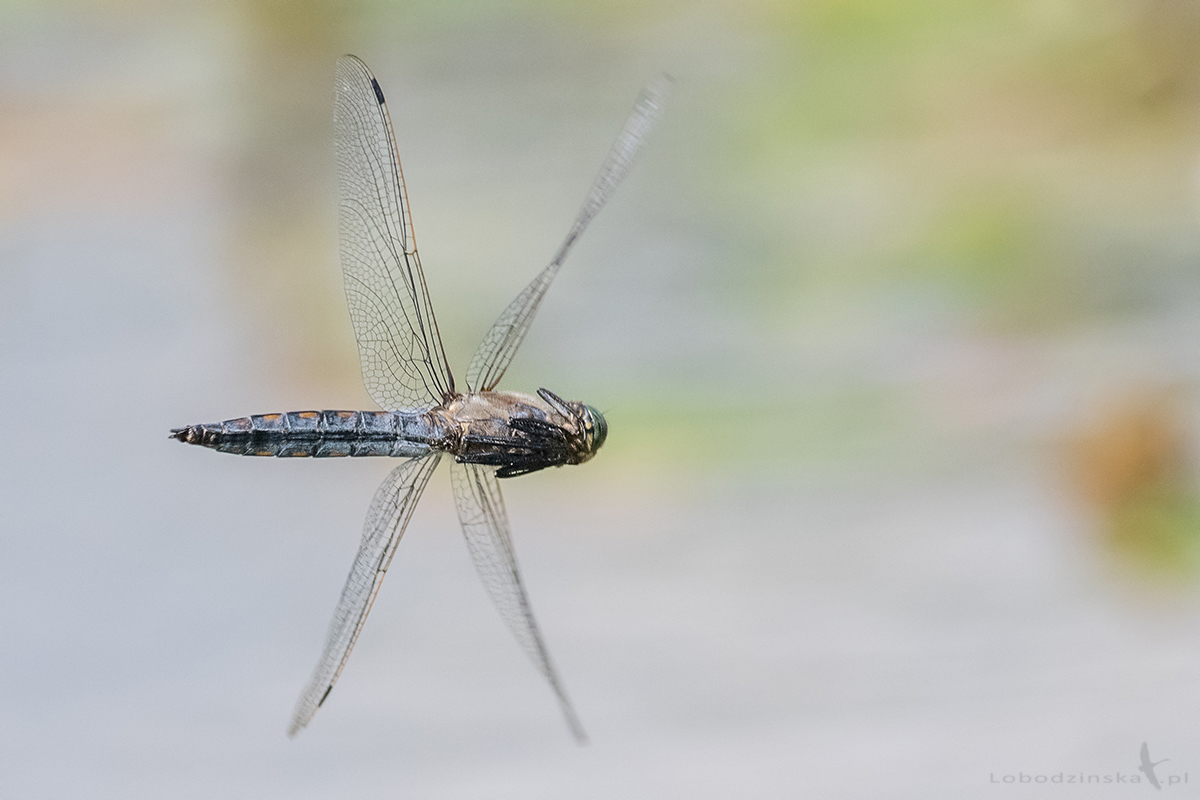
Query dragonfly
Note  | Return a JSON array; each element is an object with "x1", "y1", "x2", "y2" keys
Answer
[{"x1": 172, "y1": 55, "x2": 668, "y2": 741}]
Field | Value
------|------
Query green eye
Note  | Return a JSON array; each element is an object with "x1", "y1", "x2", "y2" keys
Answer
[{"x1": 584, "y1": 405, "x2": 607, "y2": 451}]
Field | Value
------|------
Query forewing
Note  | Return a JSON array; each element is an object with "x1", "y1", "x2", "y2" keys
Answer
[
  {"x1": 288, "y1": 452, "x2": 442, "y2": 736},
  {"x1": 449, "y1": 460, "x2": 587, "y2": 742},
  {"x1": 336, "y1": 55, "x2": 455, "y2": 410},
  {"x1": 465, "y1": 76, "x2": 671, "y2": 392}
]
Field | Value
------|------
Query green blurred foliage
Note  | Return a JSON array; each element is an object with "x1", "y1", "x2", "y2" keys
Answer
[
  {"x1": 1108, "y1": 484, "x2": 1200, "y2": 580},
  {"x1": 718, "y1": 0, "x2": 1200, "y2": 326}
]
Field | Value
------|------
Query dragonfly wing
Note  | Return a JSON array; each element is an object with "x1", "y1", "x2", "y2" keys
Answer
[
  {"x1": 289, "y1": 452, "x2": 442, "y2": 736},
  {"x1": 465, "y1": 76, "x2": 671, "y2": 392},
  {"x1": 449, "y1": 460, "x2": 587, "y2": 742},
  {"x1": 335, "y1": 54, "x2": 455, "y2": 411}
]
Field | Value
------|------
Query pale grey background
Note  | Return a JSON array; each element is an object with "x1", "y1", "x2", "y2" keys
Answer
[{"x1": 4, "y1": 1, "x2": 1200, "y2": 796}]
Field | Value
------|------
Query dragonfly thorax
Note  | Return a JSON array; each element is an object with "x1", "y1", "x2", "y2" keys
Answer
[{"x1": 449, "y1": 388, "x2": 606, "y2": 478}]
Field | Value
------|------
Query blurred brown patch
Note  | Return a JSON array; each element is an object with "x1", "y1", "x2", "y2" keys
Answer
[
  {"x1": 1069, "y1": 391, "x2": 1185, "y2": 508},
  {"x1": 1066, "y1": 389, "x2": 1200, "y2": 578}
]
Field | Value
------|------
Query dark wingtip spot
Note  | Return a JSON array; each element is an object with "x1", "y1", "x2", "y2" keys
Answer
[
  {"x1": 370, "y1": 78, "x2": 385, "y2": 106},
  {"x1": 318, "y1": 685, "x2": 333, "y2": 706}
]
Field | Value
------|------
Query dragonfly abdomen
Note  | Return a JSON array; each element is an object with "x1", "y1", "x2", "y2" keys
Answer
[{"x1": 170, "y1": 410, "x2": 440, "y2": 458}]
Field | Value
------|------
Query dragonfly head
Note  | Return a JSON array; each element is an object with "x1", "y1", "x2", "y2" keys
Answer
[
  {"x1": 557, "y1": 401, "x2": 606, "y2": 465},
  {"x1": 576, "y1": 404, "x2": 608, "y2": 461},
  {"x1": 535, "y1": 388, "x2": 607, "y2": 465},
  {"x1": 552, "y1": 400, "x2": 607, "y2": 465}
]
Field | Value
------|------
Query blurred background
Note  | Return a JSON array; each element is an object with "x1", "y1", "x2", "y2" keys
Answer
[{"x1": 5, "y1": 0, "x2": 1200, "y2": 796}]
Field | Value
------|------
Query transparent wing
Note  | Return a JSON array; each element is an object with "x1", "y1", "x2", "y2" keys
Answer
[
  {"x1": 449, "y1": 460, "x2": 587, "y2": 742},
  {"x1": 336, "y1": 54, "x2": 455, "y2": 411},
  {"x1": 465, "y1": 76, "x2": 672, "y2": 392},
  {"x1": 289, "y1": 452, "x2": 442, "y2": 736}
]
